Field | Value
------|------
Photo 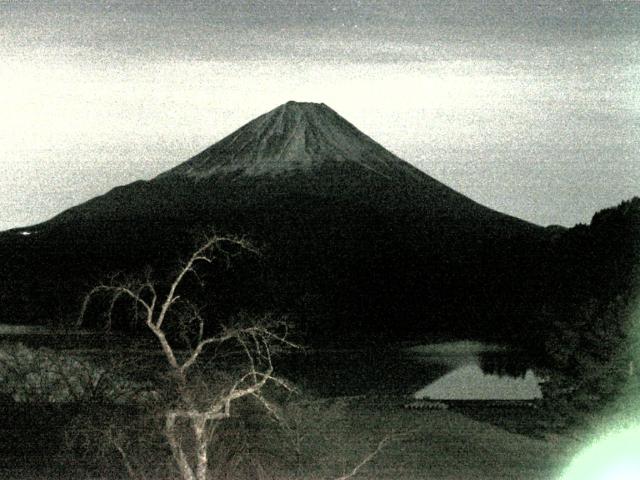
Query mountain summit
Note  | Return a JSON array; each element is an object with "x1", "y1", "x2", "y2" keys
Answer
[{"x1": 160, "y1": 101, "x2": 422, "y2": 181}]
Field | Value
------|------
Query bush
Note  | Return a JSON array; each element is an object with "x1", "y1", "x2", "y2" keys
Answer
[{"x1": 0, "y1": 342, "x2": 155, "y2": 403}]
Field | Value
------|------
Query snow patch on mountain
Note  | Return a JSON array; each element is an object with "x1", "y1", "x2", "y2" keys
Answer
[{"x1": 159, "y1": 101, "x2": 423, "y2": 181}]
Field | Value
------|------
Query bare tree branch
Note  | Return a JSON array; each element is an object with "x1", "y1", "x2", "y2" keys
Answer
[
  {"x1": 108, "y1": 427, "x2": 145, "y2": 480},
  {"x1": 334, "y1": 434, "x2": 394, "y2": 480}
]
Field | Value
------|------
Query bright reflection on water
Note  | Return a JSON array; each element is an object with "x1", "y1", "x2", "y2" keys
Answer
[
  {"x1": 409, "y1": 341, "x2": 543, "y2": 400},
  {"x1": 414, "y1": 363, "x2": 542, "y2": 400},
  {"x1": 281, "y1": 341, "x2": 544, "y2": 398}
]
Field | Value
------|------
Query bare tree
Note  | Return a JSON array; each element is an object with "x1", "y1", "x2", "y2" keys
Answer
[{"x1": 80, "y1": 234, "x2": 297, "y2": 480}]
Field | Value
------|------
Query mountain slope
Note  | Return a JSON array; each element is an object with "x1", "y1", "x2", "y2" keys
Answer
[{"x1": 159, "y1": 101, "x2": 423, "y2": 179}]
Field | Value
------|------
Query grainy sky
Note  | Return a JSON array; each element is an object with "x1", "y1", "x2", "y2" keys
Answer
[{"x1": 1, "y1": 0, "x2": 638, "y2": 230}]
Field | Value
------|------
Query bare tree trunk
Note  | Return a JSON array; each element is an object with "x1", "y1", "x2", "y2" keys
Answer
[
  {"x1": 193, "y1": 415, "x2": 209, "y2": 480},
  {"x1": 166, "y1": 413, "x2": 196, "y2": 480}
]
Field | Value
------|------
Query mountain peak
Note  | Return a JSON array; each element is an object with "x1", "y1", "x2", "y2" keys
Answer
[
  {"x1": 282, "y1": 100, "x2": 328, "y2": 109},
  {"x1": 159, "y1": 101, "x2": 417, "y2": 180}
]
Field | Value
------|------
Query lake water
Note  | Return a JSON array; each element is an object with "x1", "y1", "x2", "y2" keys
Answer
[
  {"x1": 279, "y1": 341, "x2": 543, "y2": 400},
  {"x1": 0, "y1": 325, "x2": 543, "y2": 400}
]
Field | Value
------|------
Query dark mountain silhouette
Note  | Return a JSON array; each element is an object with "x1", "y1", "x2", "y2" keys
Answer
[{"x1": 1, "y1": 102, "x2": 551, "y2": 343}]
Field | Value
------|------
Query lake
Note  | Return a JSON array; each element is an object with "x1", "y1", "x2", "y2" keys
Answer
[{"x1": 0, "y1": 325, "x2": 543, "y2": 400}]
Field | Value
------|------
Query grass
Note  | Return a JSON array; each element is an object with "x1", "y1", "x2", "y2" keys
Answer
[
  {"x1": 0, "y1": 396, "x2": 580, "y2": 480},
  {"x1": 311, "y1": 396, "x2": 579, "y2": 480}
]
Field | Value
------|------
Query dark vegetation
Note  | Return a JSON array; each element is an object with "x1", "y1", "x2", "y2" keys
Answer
[
  {"x1": 0, "y1": 197, "x2": 636, "y2": 478},
  {"x1": 525, "y1": 198, "x2": 640, "y2": 429},
  {"x1": 2, "y1": 198, "x2": 637, "y2": 424}
]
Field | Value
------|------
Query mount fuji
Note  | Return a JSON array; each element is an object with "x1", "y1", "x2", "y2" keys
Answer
[{"x1": 1, "y1": 102, "x2": 547, "y2": 342}]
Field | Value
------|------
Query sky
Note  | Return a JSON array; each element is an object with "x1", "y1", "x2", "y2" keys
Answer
[{"x1": 1, "y1": 0, "x2": 639, "y2": 230}]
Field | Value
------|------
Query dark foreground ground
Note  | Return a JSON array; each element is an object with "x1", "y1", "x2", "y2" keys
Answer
[{"x1": 0, "y1": 396, "x2": 579, "y2": 480}]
